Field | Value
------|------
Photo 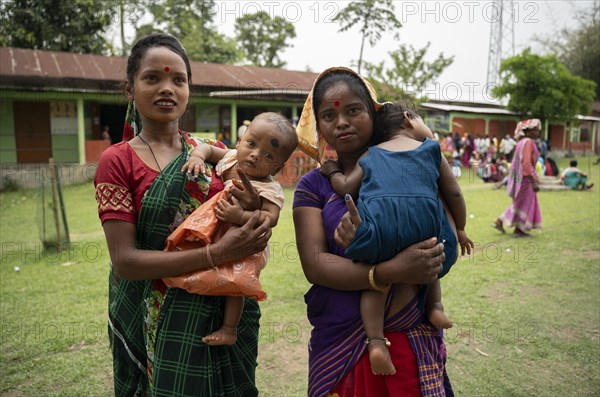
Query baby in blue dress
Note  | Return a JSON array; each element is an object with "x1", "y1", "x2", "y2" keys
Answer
[{"x1": 321, "y1": 102, "x2": 474, "y2": 376}]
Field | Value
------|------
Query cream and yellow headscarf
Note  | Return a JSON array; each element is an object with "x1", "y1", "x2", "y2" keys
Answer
[
  {"x1": 514, "y1": 118, "x2": 541, "y2": 140},
  {"x1": 296, "y1": 67, "x2": 383, "y2": 164}
]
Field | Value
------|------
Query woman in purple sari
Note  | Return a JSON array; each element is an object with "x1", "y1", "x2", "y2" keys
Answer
[
  {"x1": 494, "y1": 119, "x2": 543, "y2": 237},
  {"x1": 293, "y1": 67, "x2": 453, "y2": 397}
]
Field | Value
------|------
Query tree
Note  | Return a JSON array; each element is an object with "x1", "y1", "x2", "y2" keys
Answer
[
  {"x1": 115, "y1": 0, "x2": 148, "y2": 56},
  {"x1": 333, "y1": 0, "x2": 402, "y2": 74},
  {"x1": 137, "y1": 0, "x2": 240, "y2": 63},
  {"x1": 363, "y1": 43, "x2": 454, "y2": 104},
  {"x1": 492, "y1": 49, "x2": 596, "y2": 124},
  {"x1": 234, "y1": 11, "x2": 296, "y2": 68},
  {"x1": 0, "y1": 0, "x2": 116, "y2": 54},
  {"x1": 535, "y1": 1, "x2": 599, "y2": 99},
  {"x1": 180, "y1": 25, "x2": 241, "y2": 65}
]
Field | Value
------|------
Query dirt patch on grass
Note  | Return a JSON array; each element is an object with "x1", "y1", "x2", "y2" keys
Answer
[
  {"x1": 518, "y1": 285, "x2": 545, "y2": 298},
  {"x1": 562, "y1": 249, "x2": 600, "y2": 261},
  {"x1": 483, "y1": 281, "x2": 513, "y2": 301},
  {"x1": 580, "y1": 250, "x2": 600, "y2": 260},
  {"x1": 257, "y1": 317, "x2": 310, "y2": 396}
]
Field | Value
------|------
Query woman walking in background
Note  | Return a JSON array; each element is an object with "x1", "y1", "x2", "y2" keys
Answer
[{"x1": 494, "y1": 119, "x2": 543, "y2": 237}]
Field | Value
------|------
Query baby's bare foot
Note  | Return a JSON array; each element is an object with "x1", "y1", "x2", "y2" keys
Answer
[
  {"x1": 202, "y1": 325, "x2": 238, "y2": 346},
  {"x1": 367, "y1": 338, "x2": 396, "y2": 375}
]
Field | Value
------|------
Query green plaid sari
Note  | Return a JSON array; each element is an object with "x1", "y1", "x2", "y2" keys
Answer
[{"x1": 108, "y1": 134, "x2": 260, "y2": 397}]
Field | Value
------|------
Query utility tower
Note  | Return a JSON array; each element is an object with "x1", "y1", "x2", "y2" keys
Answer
[{"x1": 486, "y1": 0, "x2": 516, "y2": 87}]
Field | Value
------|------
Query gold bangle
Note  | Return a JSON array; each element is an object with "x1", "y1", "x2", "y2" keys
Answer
[
  {"x1": 206, "y1": 245, "x2": 216, "y2": 268},
  {"x1": 368, "y1": 265, "x2": 388, "y2": 291}
]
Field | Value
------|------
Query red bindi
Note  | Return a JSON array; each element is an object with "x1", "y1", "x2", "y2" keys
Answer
[
  {"x1": 163, "y1": 66, "x2": 170, "y2": 72},
  {"x1": 334, "y1": 101, "x2": 340, "y2": 107}
]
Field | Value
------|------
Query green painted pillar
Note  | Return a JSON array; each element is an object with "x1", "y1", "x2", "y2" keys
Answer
[
  {"x1": 77, "y1": 98, "x2": 85, "y2": 164},
  {"x1": 591, "y1": 121, "x2": 597, "y2": 155},
  {"x1": 230, "y1": 102, "x2": 238, "y2": 144},
  {"x1": 292, "y1": 106, "x2": 298, "y2": 120},
  {"x1": 484, "y1": 116, "x2": 490, "y2": 136}
]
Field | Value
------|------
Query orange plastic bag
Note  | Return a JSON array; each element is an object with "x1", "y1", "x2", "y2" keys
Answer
[{"x1": 163, "y1": 190, "x2": 267, "y2": 301}]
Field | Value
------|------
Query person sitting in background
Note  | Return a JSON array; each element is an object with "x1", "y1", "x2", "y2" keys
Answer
[
  {"x1": 451, "y1": 151, "x2": 462, "y2": 178},
  {"x1": 101, "y1": 125, "x2": 111, "y2": 142},
  {"x1": 560, "y1": 160, "x2": 594, "y2": 190},
  {"x1": 481, "y1": 158, "x2": 502, "y2": 183},
  {"x1": 536, "y1": 157, "x2": 546, "y2": 177},
  {"x1": 443, "y1": 133, "x2": 454, "y2": 153},
  {"x1": 545, "y1": 156, "x2": 559, "y2": 177},
  {"x1": 501, "y1": 134, "x2": 517, "y2": 161},
  {"x1": 216, "y1": 132, "x2": 231, "y2": 147},
  {"x1": 237, "y1": 120, "x2": 251, "y2": 143},
  {"x1": 492, "y1": 156, "x2": 510, "y2": 189},
  {"x1": 470, "y1": 151, "x2": 483, "y2": 178}
]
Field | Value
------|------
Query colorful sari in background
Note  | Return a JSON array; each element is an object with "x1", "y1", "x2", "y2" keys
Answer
[
  {"x1": 499, "y1": 137, "x2": 542, "y2": 232},
  {"x1": 293, "y1": 169, "x2": 453, "y2": 397},
  {"x1": 95, "y1": 109, "x2": 260, "y2": 396}
]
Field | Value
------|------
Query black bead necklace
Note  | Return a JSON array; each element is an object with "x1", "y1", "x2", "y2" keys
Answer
[{"x1": 138, "y1": 134, "x2": 162, "y2": 172}]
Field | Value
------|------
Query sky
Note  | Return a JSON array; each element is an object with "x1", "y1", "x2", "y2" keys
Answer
[{"x1": 122, "y1": 1, "x2": 594, "y2": 104}]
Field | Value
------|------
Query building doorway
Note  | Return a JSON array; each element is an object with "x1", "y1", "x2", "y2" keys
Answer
[
  {"x1": 14, "y1": 101, "x2": 52, "y2": 163},
  {"x1": 100, "y1": 104, "x2": 127, "y2": 143}
]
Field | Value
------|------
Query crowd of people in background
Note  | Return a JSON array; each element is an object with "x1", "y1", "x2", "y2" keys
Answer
[{"x1": 437, "y1": 130, "x2": 562, "y2": 188}]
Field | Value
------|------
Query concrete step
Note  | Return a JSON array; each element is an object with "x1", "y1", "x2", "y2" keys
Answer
[
  {"x1": 539, "y1": 184, "x2": 570, "y2": 191},
  {"x1": 539, "y1": 176, "x2": 570, "y2": 191},
  {"x1": 539, "y1": 177, "x2": 563, "y2": 185}
]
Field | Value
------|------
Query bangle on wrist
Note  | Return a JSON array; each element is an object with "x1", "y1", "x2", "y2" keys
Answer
[
  {"x1": 206, "y1": 245, "x2": 216, "y2": 268},
  {"x1": 327, "y1": 170, "x2": 342, "y2": 182},
  {"x1": 368, "y1": 265, "x2": 388, "y2": 291}
]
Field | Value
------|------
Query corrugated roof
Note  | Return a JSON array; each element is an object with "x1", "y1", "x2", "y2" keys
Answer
[
  {"x1": 421, "y1": 102, "x2": 518, "y2": 115},
  {"x1": 0, "y1": 47, "x2": 318, "y2": 94},
  {"x1": 0, "y1": 47, "x2": 125, "y2": 80},
  {"x1": 577, "y1": 114, "x2": 600, "y2": 122}
]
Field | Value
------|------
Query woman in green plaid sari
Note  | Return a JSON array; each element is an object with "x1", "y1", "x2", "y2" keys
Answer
[{"x1": 94, "y1": 34, "x2": 271, "y2": 397}]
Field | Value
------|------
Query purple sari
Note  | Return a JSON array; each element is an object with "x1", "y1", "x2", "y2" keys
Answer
[{"x1": 293, "y1": 169, "x2": 453, "y2": 397}]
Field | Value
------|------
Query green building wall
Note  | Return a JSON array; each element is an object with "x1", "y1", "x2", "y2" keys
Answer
[{"x1": 0, "y1": 98, "x2": 17, "y2": 163}]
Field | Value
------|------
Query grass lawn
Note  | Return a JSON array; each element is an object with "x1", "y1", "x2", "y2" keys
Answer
[{"x1": 1, "y1": 156, "x2": 599, "y2": 396}]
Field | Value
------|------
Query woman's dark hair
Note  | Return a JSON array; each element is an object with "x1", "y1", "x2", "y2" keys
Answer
[
  {"x1": 312, "y1": 71, "x2": 377, "y2": 127},
  {"x1": 373, "y1": 102, "x2": 419, "y2": 144},
  {"x1": 126, "y1": 33, "x2": 192, "y2": 85},
  {"x1": 570, "y1": 160, "x2": 578, "y2": 167}
]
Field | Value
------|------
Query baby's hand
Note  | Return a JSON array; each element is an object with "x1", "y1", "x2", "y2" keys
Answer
[
  {"x1": 319, "y1": 160, "x2": 341, "y2": 178},
  {"x1": 181, "y1": 156, "x2": 208, "y2": 178},
  {"x1": 216, "y1": 198, "x2": 244, "y2": 225},
  {"x1": 457, "y1": 230, "x2": 474, "y2": 256}
]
